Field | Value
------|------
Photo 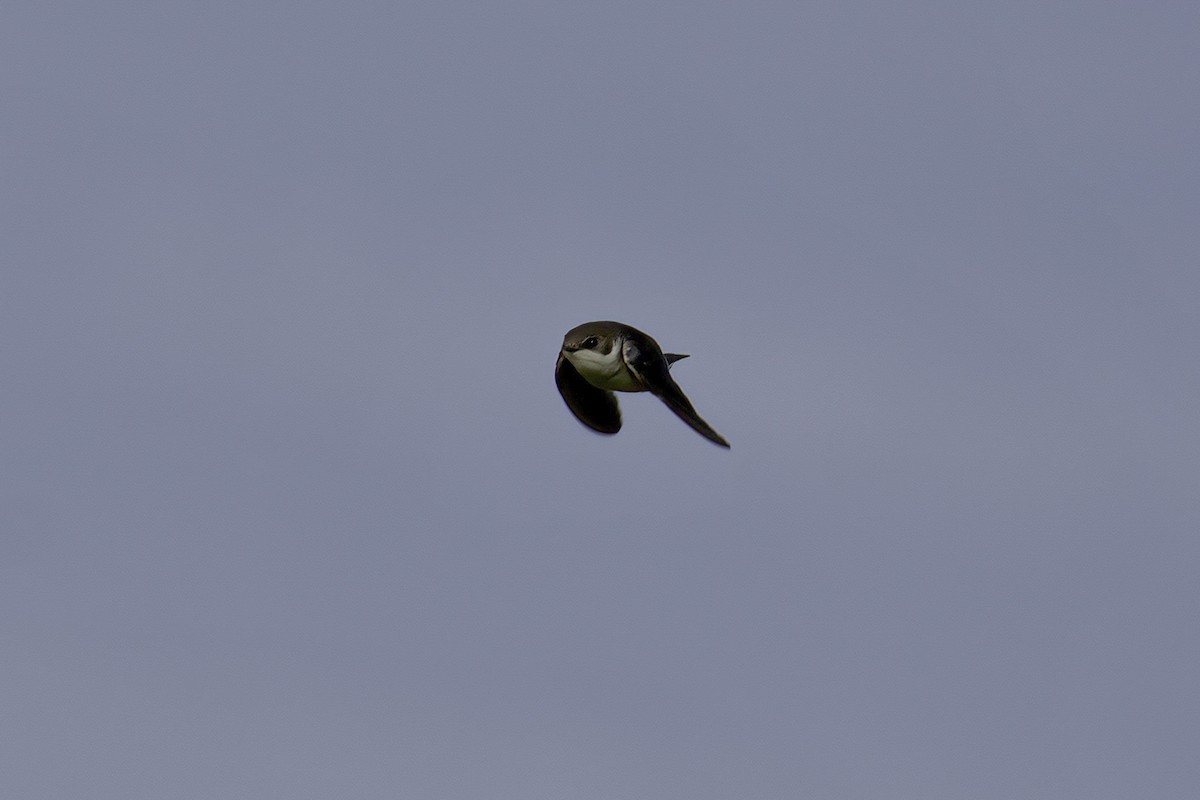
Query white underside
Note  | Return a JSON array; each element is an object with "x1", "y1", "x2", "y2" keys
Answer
[{"x1": 565, "y1": 346, "x2": 642, "y2": 392}]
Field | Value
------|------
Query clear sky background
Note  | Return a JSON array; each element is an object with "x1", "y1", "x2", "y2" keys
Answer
[{"x1": 3, "y1": 3, "x2": 1198, "y2": 798}]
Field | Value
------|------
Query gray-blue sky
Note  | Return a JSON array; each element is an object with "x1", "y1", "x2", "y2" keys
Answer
[{"x1": 3, "y1": 3, "x2": 1198, "y2": 798}]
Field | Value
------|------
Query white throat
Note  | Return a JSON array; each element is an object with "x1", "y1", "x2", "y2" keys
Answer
[{"x1": 565, "y1": 342, "x2": 640, "y2": 391}]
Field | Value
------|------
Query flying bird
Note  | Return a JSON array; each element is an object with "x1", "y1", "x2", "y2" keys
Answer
[{"x1": 555, "y1": 321, "x2": 730, "y2": 448}]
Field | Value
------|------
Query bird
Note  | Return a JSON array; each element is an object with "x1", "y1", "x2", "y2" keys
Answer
[{"x1": 555, "y1": 320, "x2": 730, "y2": 448}]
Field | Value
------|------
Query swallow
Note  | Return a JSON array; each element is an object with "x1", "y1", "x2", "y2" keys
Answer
[{"x1": 555, "y1": 320, "x2": 730, "y2": 448}]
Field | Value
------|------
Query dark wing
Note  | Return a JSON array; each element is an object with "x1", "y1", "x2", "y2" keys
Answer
[
  {"x1": 622, "y1": 341, "x2": 730, "y2": 448},
  {"x1": 555, "y1": 352, "x2": 621, "y2": 434}
]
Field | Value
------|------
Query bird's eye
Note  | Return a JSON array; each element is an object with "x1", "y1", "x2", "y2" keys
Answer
[{"x1": 582, "y1": 337, "x2": 599, "y2": 349}]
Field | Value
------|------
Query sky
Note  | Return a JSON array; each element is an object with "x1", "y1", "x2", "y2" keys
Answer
[{"x1": 2, "y1": 2, "x2": 1198, "y2": 798}]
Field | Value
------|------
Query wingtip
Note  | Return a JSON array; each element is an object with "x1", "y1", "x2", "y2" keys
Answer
[{"x1": 708, "y1": 432, "x2": 732, "y2": 449}]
